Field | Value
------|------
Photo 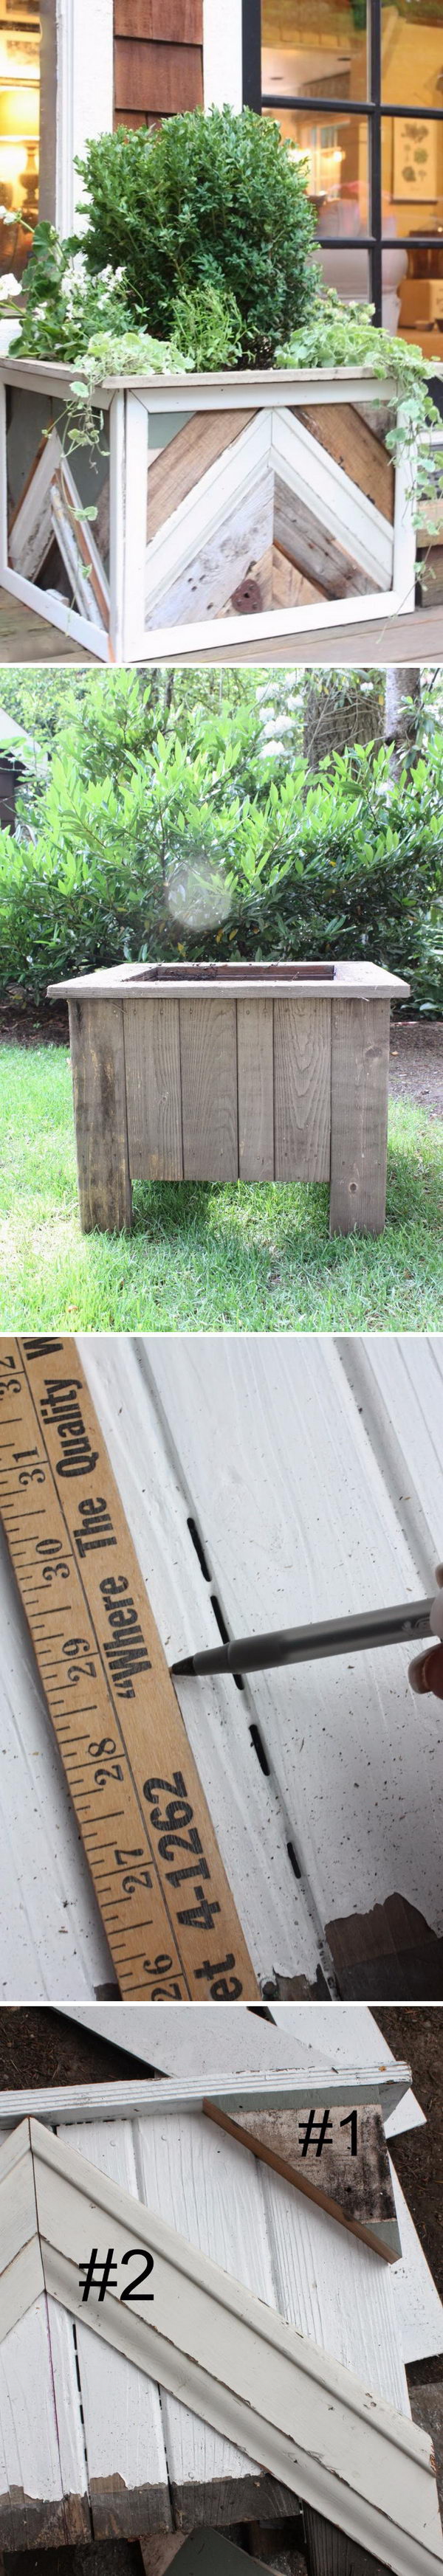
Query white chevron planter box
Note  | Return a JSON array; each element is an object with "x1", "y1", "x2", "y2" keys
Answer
[
  {"x1": 0, "y1": 357, "x2": 417, "y2": 661},
  {"x1": 1, "y1": 2119, "x2": 442, "y2": 2576}
]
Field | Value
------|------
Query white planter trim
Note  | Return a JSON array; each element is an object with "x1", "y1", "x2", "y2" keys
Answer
[{"x1": 1, "y1": 2120, "x2": 442, "y2": 2576}]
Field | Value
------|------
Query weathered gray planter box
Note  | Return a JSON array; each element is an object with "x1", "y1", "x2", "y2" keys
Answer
[
  {"x1": 48, "y1": 958, "x2": 410, "y2": 1236},
  {"x1": 0, "y1": 355, "x2": 417, "y2": 660}
]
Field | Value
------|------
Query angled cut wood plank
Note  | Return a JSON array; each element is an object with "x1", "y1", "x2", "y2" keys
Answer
[
  {"x1": 8, "y1": 428, "x2": 62, "y2": 581},
  {"x1": 145, "y1": 1337, "x2": 443, "y2": 1972},
  {"x1": 59, "y1": 2003, "x2": 320, "y2": 2080},
  {"x1": 57, "y1": 2118, "x2": 172, "y2": 2538},
  {"x1": 146, "y1": 472, "x2": 274, "y2": 628},
  {"x1": 144, "y1": 412, "x2": 273, "y2": 623},
  {"x1": 203, "y1": 2101, "x2": 401, "y2": 2260},
  {"x1": 123, "y1": 996, "x2": 183, "y2": 1180},
  {"x1": 237, "y1": 999, "x2": 274, "y2": 1180},
  {"x1": 271, "y1": 411, "x2": 394, "y2": 594},
  {"x1": 179, "y1": 999, "x2": 238, "y2": 1180},
  {"x1": 271, "y1": 546, "x2": 326, "y2": 609},
  {"x1": 51, "y1": 463, "x2": 109, "y2": 630},
  {"x1": 273, "y1": 474, "x2": 374, "y2": 599},
  {"x1": 330, "y1": 999, "x2": 390, "y2": 1235},
  {"x1": 69, "y1": 997, "x2": 133, "y2": 1232},
  {"x1": 146, "y1": 412, "x2": 254, "y2": 543},
  {"x1": 292, "y1": 406, "x2": 395, "y2": 525},
  {"x1": 224, "y1": 547, "x2": 326, "y2": 616},
  {"x1": 273, "y1": 998, "x2": 331, "y2": 1181},
  {"x1": 0, "y1": 2068, "x2": 413, "y2": 2131}
]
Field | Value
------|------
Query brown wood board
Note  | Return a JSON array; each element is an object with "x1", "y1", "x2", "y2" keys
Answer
[
  {"x1": 123, "y1": 995, "x2": 184, "y2": 1181},
  {"x1": 273, "y1": 477, "x2": 376, "y2": 599},
  {"x1": 226, "y1": 545, "x2": 326, "y2": 615},
  {"x1": 274, "y1": 998, "x2": 332, "y2": 1183},
  {"x1": 329, "y1": 998, "x2": 390, "y2": 1235},
  {"x1": 146, "y1": 412, "x2": 255, "y2": 544},
  {"x1": 114, "y1": 38, "x2": 203, "y2": 114},
  {"x1": 292, "y1": 405, "x2": 394, "y2": 525},
  {"x1": 68, "y1": 998, "x2": 133, "y2": 1235},
  {"x1": 114, "y1": 1, "x2": 202, "y2": 37},
  {"x1": 202, "y1": 2103, "x2": 401, "y2": 2262},
  {"x1": 179, "y1": 998, "x2": 238, "y2": 1181},
  {"x1": 0, "y1": 1337, "x2": 257, "y2": 2000}
]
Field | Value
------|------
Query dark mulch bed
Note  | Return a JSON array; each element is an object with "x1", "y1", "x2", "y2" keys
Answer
[{"x1": 389, "y1": 1019, "x2": 443, "y2": 1122}]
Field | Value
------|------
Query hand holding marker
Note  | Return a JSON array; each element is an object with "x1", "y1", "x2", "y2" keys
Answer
[{"x1": 409, "y1": 1567, "x2": 443, "y2": 1700}]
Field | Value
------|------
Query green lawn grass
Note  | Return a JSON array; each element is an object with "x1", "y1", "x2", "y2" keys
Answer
[{"x1": 1, "y1": 1040, "x2": 442, "y2": 1333}]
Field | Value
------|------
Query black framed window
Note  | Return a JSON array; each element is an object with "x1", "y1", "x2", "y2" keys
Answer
[{"x1": 242, "y1": 0, "x2": 443, "y2": 348}]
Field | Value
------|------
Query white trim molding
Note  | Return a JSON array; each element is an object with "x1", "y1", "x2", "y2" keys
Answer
[
  {"x1": 202, "y1": 0, "x2": 243, "y2": 110},
  {"x1": 1, "y1": 2120, "x2": 442, "y2": 2576},
  {"x1": 0, "y1": 2060, "x2": 412, "y2": 2129},
  {"x1": 55, "y1": 0, "x2": 114, "y2": 235}
]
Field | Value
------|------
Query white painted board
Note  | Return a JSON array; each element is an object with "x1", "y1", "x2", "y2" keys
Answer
[
  {"x1": 390, "y1": 2162, "x2": 443, "y2": 2366},
  {"x1": 145, "y1": 1336, "x2": 443, "y2": 1939}
]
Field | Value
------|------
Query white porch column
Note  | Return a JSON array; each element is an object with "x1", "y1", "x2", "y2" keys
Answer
[
  {"x1": 55, "y1": 0, "x2": 114, "y2": 235},
  {"x1": 202, "y1": 0, "x2": 243, "y2": 111}
]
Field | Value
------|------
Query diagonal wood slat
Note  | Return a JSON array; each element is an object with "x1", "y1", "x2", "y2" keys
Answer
[{"x1": 292, "y1": 406, "x2": 394, "y2": 525}]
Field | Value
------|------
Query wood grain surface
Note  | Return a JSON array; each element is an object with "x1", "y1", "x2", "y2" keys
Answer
[
  {"x1": 123, "y1": 996, "x2": 183, "y2": 1181},
  {"x1": 69, "y1": 998, "x2": 132, "y2": 1235},
  {"x1": 274, "y1": 998, "x2": 331, "y2": 1182},
  {"x1": 329, "y1": 999, "x2": 391, "y2": 1235},
  {"x1": 179, "y1": 1000, "x2": 238, "y2": 1181}
]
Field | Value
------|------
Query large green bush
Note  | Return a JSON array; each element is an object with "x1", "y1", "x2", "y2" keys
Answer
[
  {"x1": 75, "y1": 108, "x2": 317, "y2": 366},
  {"x1": 1, "y1": 681, "x2": 442, "y2": 1012}
]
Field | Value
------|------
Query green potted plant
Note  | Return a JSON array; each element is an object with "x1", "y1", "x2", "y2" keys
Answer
[{"x1": 1, "y1": 106, "x2": 440, "y2": 657}]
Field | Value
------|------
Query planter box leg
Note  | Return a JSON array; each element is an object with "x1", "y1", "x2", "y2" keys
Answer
[
  {"x1": 69, "y1": 998, "x2": 132, "y2": 1233},
  {"x1": 305, "y1": 2504, "x2": 387, "y2": 2574},
  {"x1": 329, "y1": 999, "x2": 390, "y2": 1237}
]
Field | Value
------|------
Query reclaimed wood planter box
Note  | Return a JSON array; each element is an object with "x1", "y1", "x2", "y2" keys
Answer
[
  {"x1": 48, "y1": 958, "x2": 410, "y2": 1236},
  {"x1": 0, "y1": 356, "x2": 418, "y2": 661}
]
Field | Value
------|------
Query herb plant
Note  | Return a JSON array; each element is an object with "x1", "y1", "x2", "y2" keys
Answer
[{"x1": 277, "y1": 289, "x2": 442, "y2": 517}]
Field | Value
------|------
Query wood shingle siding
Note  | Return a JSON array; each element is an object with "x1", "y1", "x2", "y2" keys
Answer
[{"x1": 114, "y1": 0, "x2": 204, "y2": 126}]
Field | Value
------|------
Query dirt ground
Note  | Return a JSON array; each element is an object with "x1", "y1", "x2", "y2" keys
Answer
[
  {"x1": 1, "y1": 1006, "x2": 442, "y2": 1119},
  {"x1": 388, "y1": 1020, "x2": 443, "y2": 1121}
]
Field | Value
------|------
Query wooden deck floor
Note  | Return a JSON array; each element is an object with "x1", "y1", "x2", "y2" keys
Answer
[
  {"x1": 0, "y1": 586, "x2": 441, "y2": 666},
  {"x1": 0, "y1": 589, "x2": 97, "y2": 662}
]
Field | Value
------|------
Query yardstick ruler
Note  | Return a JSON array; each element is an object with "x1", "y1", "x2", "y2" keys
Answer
[{"x1": 0, "y1": 1336, "x2": 257, "y2": 2000}]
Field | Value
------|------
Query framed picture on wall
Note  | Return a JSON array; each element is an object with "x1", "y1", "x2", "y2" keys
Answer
[{"x1": 393, "y1": 114, "x2": 438, "y2": 200}]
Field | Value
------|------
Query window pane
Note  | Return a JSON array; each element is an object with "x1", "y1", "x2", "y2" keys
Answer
[
  {"x1": 261, "y1": 0, "x2": 369, "y2": 108},
  {"x1": 0, "y1": 0, "x2": 41, "y2": 277},
  {"x1": 382, "y1": 0, "x2": 443, "y2": 110},
  {"x1": 397, "y1": 235, "x2": 443, "y2": 355},
  {"x1": 264, "y1": 102, "x2": 374, "y2": 302}
]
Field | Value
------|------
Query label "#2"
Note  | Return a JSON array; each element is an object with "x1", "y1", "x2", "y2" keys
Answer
[{"x1": 79, "y1": 2247, "x2": 155, "y2": 2304}]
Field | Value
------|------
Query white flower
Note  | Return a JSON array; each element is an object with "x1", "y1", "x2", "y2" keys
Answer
[{"x1": 0, "y1": 274, "x2": 21, "y2": 300}]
